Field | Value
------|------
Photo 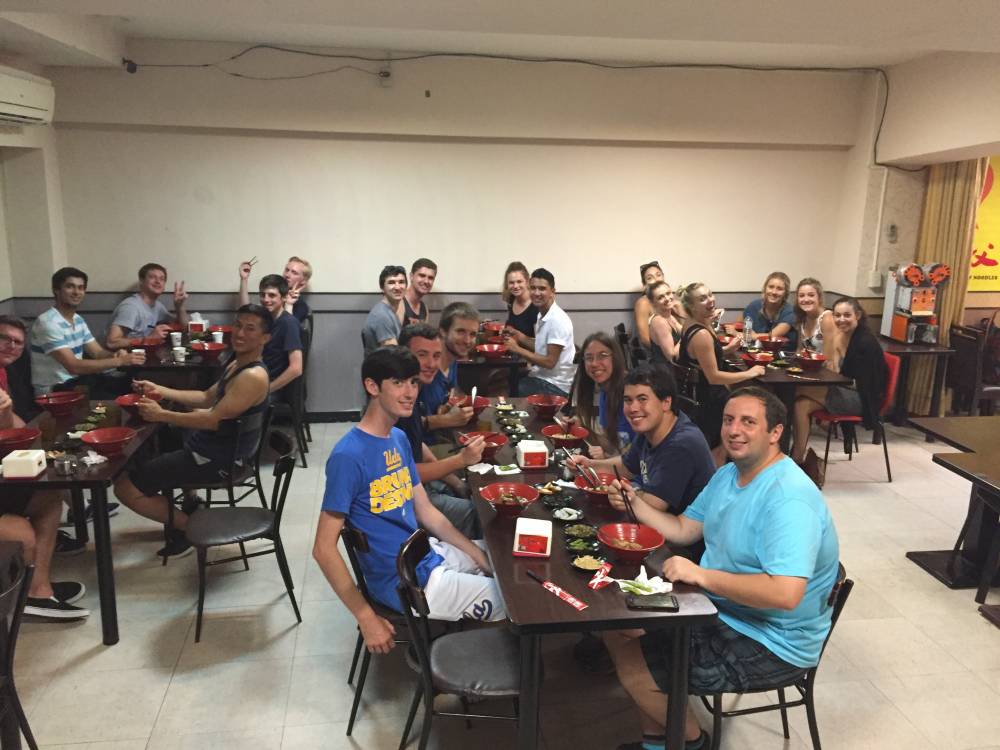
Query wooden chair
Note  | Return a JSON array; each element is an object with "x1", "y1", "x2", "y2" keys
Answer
[
  {"x1": 699, "y1": 564, "x2": 854, "y2": 750},
  {"x1": 396, "y1": 529, "x2": 519, "y2": 750},
  {"x1": 183, "y1": 430, "x2": 301, "y2": 642},
  {"x1": 811, "y1": 352, "x2": 900, "y2": 482},
  {"x1": 947, "y1": 319, "x2": 1000, "y2": 416},
  {"x1": 300, "y1": 312, "x2": 314, "y2": 443},
  {"x1": 0, "y1": 548, "x2": 38, "y2": 750}
]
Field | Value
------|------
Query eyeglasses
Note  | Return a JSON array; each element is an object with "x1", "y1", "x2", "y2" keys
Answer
[
  {"x1": 583, "y1": 352, "x2": 612, "y2": 363},
  {"x1": 0, "y1": 333, "x2": 25, "y2": 349}
]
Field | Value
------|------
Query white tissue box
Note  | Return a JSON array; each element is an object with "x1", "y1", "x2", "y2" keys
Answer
[
  {"x1": 516, "y1": 439, "x2": 549, "y2": 470},
  {"x1": 1, "y1": 449, "x2": 46, "y2": 478}
]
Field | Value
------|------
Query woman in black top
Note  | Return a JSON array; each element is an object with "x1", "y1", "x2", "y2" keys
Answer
[
  {"x1": 677, "y1": 283, "x2": 765, "y2": 459},
  {"x1": 646, "y1": 281, "x2": 683, "y2": 364},
  {"x1": 791, "y1": 296, "x2": 887, "y2": 463},
  {"x1": 502, "y1": 261, "x2": 537, "y2": 338}
]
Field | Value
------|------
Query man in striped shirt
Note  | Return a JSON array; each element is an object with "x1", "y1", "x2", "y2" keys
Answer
[{"x1": 30, "y1": 267, "x2": 143, "y2": 396}]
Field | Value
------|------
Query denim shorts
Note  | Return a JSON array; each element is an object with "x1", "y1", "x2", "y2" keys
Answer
[{"x1": 640, "y1": 618, "x2": 808, "y2": 695}]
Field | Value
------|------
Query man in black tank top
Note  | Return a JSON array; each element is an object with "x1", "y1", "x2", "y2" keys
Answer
[{"x1": 113, "y1": 304, "x2": 273, "y2": 559}]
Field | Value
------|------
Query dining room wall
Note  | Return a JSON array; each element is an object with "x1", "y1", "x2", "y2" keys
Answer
[{"x1": 35, "y1": 38, "x2": 879, "y2": 299}]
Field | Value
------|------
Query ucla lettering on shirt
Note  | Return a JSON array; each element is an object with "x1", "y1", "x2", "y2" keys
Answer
[{"x1": 368, "y1": 466, "x2": 413, "y2": 514}]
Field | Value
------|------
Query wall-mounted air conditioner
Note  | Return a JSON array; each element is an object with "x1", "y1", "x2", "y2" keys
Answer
[{"x1": 0, "y1": 65, "x2": 54, "y2": 125}]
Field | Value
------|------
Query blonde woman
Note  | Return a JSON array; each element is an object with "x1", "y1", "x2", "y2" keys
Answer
[
  {"x1": 794, "y1": 277, "x2": 836, "y2": 354},
  {"x1": 678, "y1": 283, "x2": 765, "y2": 460},
  {"x1": 501, "y1": 262, "x2": 537, "y2": 338},
  {"x1": 646, "y1": 281, "x2": 683, "y2": 364},
  {"x1": 742, "y1": 271, "x2": 796, "y2": 348}
]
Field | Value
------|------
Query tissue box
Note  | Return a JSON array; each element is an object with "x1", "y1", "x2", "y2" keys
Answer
[
  {"x1": 513, "y1": 517, "x2": 552, "y2": 558},
  {"x1": 2, "y1": 449, "x2": 46, "y2": 478},
  {"x1": 516, "y1": 439, "x2": 549, "y2": 470}
]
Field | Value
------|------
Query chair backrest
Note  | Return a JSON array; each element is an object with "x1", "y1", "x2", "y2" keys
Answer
[
  {"x1": 341, "y1": 526, "x2": 376, "y2": 604},
  {"x1": 267, "y1": 430, "x2": 296, "y2": 523},
  {"x1": 947, "y1": 326, "x2": 986, "y2": 391},
  {"x1": 815, "y1": 563, "x2": 853, "y2": 666},
  {"x1": 0, "y1": 545, "x2": 33, "y2": 681},
  {"x1": 396, "y1": 529, "x2": 436, "y2": 691},
  {"x1": 614, "y1": 322, "x2": 636, "y2": 369},
  {"x1": 879, "y1": 352, "x2": 901, "y2": 416}
]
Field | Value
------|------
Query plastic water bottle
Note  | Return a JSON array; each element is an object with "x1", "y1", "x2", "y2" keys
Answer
[{"x1": 743, "y1": 316, "x2": 754, "y2": 348}]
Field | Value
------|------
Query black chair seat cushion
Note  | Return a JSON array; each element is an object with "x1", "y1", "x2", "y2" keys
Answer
[
  {"x1": 429, "y1": 628, "x2": 520, "y2": 698},
  {"x1": 185, "y1": 508, "x2": 275, "y2": 547}
]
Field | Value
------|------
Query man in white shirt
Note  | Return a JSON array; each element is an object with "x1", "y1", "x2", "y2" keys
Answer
[{"x1": 505, "y1": 267, "x2": 576, "y2": 397}]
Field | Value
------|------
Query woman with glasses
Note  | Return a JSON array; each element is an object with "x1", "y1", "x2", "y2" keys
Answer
[{"x1": 570, "y1": 332, "x2": 634, "y2": 458}]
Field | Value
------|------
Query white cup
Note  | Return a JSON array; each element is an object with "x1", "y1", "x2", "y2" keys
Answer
[
  {"x1": 170, "y1": 332, "x2": 182, "y2": 347},
  {"x1": 211, "y1": 331, "x2": 224, "y2": 344},
  {"x1": 130, "y1": 348, "x2": 146, "y2": 362},
  {"x1": 172, "y1": 346, "x2": 187, "y2": 363}
]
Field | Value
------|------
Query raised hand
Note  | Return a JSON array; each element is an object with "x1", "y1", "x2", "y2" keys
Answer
[
  {"x1": 173, "y1": 280, "x2": 188, "y2": 306},
  {"x1": 238, "y1": 261, "x2": 253, "y2": 280}
]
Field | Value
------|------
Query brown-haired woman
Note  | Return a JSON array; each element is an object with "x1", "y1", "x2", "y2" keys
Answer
[
  {"x1": 633, "y1": 261, "x2": 665, "y2": 349},
  {"x1": 501, "y1": 261, "x2": 537, "y2": 338},
  {"x1": 791, "y1": 296, "x2": 887, "y2": 463},
  {"x1": 646, "y1": 281, "x2": 683, "y2": 364},
  {"x1": 570, "y1": 332, "x2": 634, "y2": 458},
  {"x1": 794, "y1": 277, "x2": 835, "y2": 353},
  {"x1": 742, "y1": 271, "x2": 797, "y2": 348}
]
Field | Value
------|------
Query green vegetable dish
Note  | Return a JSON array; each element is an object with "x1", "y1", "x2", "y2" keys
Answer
[{"x1": 564, "y1": 524, "x2": 597, "y2": 539}]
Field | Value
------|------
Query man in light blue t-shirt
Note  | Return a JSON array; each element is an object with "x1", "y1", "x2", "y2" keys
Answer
[
  {"x1": 607, "y1": 387, "x2": 839, "y2": 750},
  {"x1": 105, "y1": 262, "x2": 189, "y2": 350}
]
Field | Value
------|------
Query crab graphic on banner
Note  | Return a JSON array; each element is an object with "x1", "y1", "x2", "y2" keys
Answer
[{"x1": 970, "y1": 157, "x2": 1000, "y2": 291}]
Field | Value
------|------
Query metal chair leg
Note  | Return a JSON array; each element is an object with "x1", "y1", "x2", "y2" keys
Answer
[
  {"x1": 822, "y1": 422, "x2": 833, "y2": 468},
  {"x1": 227, "y1": 485, "x2": 250, "y2": 571},
  {"x1": 777, "y1": 687, "x2": 791, "y2": 739},
  {"x1": 273, "y1": 538, "x2": 302, "y2": 623},
  {"x1": 7, "y1": 681, "x2": 39, "y2": 750},
  {"x1": 348, "y1": 629, "x2": 363, "y2": 685},
  {"x1": 879, "y1": 424, "x2": 892, "y2": 482},
  {"x1": 975, "y1": 527, "x2": 1000, "y2": 605},
  {"x1": 346, "y1": 649, "x2": 372, "y2": 736},
  {"x1": 195, "y1": 546, "x2": 208, "y2": 643},
  {"x1": 398, "y1": 682, "x2": 423, "y2": 750},
  {"x1": 804, "y1": 687, "x2": 823, "y2": 750},
  {"x1": 710, "y1": 695, "x2": 723, "y2": 750},
  {"x1": 417, "y1": 689, "x2": 434, "y2": 750}
]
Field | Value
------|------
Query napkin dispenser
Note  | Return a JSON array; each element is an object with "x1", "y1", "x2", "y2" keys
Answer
[
  {"x1": 1, "y1": 449, "x2": 46, "y2": 478},
  {"x1": 516, "y1": 439, "x2": 549, "y2": 469},
  {"x1": 513, "y1": 517, "x2": 552, "y2": 558}
]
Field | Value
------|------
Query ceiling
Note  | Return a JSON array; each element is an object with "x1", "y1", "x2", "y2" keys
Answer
[{"x1": 1, "y1": 1, "x2": 999, "y2": 69}]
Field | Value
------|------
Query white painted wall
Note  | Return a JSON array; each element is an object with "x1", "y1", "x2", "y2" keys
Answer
[
  {"x1": 0, "y1": 166, "x2": 11, "y2": 302},
  {"x1": 39, "y1": 39, "x2": 882, "y2": 296},
  {"x1": 55, "y1": 126, "x2": 849, "y2": 294},
  {"x1": 882, "y1": 52, "x2": 1000, "y2": 165}
]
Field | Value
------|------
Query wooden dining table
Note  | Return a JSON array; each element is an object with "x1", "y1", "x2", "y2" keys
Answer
[
  {"x1": 466, "y1": 399, "x2": 717, "y2": 750},
  {"x1": 0, "y1": 399, "x2": 160, "y2": 645},
  {"x1": 907, "y1": 416, "x2": 1000, "y2": 628}
]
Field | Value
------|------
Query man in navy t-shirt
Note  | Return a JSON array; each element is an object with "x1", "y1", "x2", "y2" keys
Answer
[
  {"x1": 572, "y1": 364, "x2": 716, "y2": 518},
  {"x1": 256, "y1": 274, "x2": 303, "y2": 397},
  {"x1": 313, "y1": 347, "x2": 505, "y2": 656}
]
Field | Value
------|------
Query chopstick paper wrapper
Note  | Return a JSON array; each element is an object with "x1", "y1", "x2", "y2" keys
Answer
[
  {"x1": 525, "y1": 570, "x2": 588, "y2": 611},
  {"x1": 588, "y1": 562, "x2": 615, "y2": 590}
]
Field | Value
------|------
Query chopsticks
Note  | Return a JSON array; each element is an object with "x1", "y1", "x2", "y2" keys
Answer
[
  {"x1": 613, "y1": 465, "x2": 639, "y2": 525},
  {"x1": 567, "y1": 458, "x2": 598, "y2": 488},
  {"x1": 787, "y1": 373, "x2": 820, "y2": 382},
  {"x1": 247, "y1": 256, "x2": 258, "y2": 267}
]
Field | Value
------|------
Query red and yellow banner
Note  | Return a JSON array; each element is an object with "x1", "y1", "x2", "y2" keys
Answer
[{"x1": 971, "y1": 157, "x2": 1000, "y2": 291}]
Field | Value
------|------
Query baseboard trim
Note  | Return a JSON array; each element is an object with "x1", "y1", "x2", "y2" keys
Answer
[{"x1": 307, "y1": 411, "x2": 361, "y2": 423}]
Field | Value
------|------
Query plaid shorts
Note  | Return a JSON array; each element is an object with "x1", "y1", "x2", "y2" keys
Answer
[{"x1": 640, "y1": 618, "x2": 808, "y2": 695}]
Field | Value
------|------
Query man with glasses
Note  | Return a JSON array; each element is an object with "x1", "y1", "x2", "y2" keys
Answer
[{"x1": 0, "y1": 315, "x2": 90, "y2": 619}]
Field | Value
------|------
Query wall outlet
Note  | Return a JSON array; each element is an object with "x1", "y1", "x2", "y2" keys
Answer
[{"x1": 867, "y1": 270, "x2": 882, "y2": 288}]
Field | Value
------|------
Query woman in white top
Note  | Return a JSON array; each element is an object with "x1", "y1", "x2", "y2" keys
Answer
[{"x1": 794, "y1": 277, "x2": 837, "y2": 354}]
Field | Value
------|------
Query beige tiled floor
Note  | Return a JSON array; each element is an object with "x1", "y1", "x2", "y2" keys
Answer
[{"x1": 16, "y1": 421, "x2": 1000, "y2": 749}]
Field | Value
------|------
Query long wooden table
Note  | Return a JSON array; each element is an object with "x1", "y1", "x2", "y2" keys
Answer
[
  {"x1": 0, "y1": 400, "x2": 160, "y2": 645},
  {"x1": 466, "y1": 400, "x2": 717, "y2": 750},
  {"x1": 907, "y1": 416, "x2": 1000, "y2": 627}
]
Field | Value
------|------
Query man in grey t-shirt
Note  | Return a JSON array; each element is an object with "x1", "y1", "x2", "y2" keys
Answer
[
  {"x1": 362, "y1": 265, "x2": 407, "y2": 355},
  {"x1": 106, "y1": 263, "x2": 189, "y2": 349}
]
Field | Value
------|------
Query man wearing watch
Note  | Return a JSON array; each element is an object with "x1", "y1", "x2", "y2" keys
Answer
[{"x1": 568, "y1": 363, "x2": 715, "y2": 521}]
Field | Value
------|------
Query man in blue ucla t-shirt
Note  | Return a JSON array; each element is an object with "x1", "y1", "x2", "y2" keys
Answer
[
  {"x1": 606, "y1": 387, "x2": 839, "y2": 750},
  {"x1": 314, "y1": 347, "x2": 505, "y2": 656}
]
